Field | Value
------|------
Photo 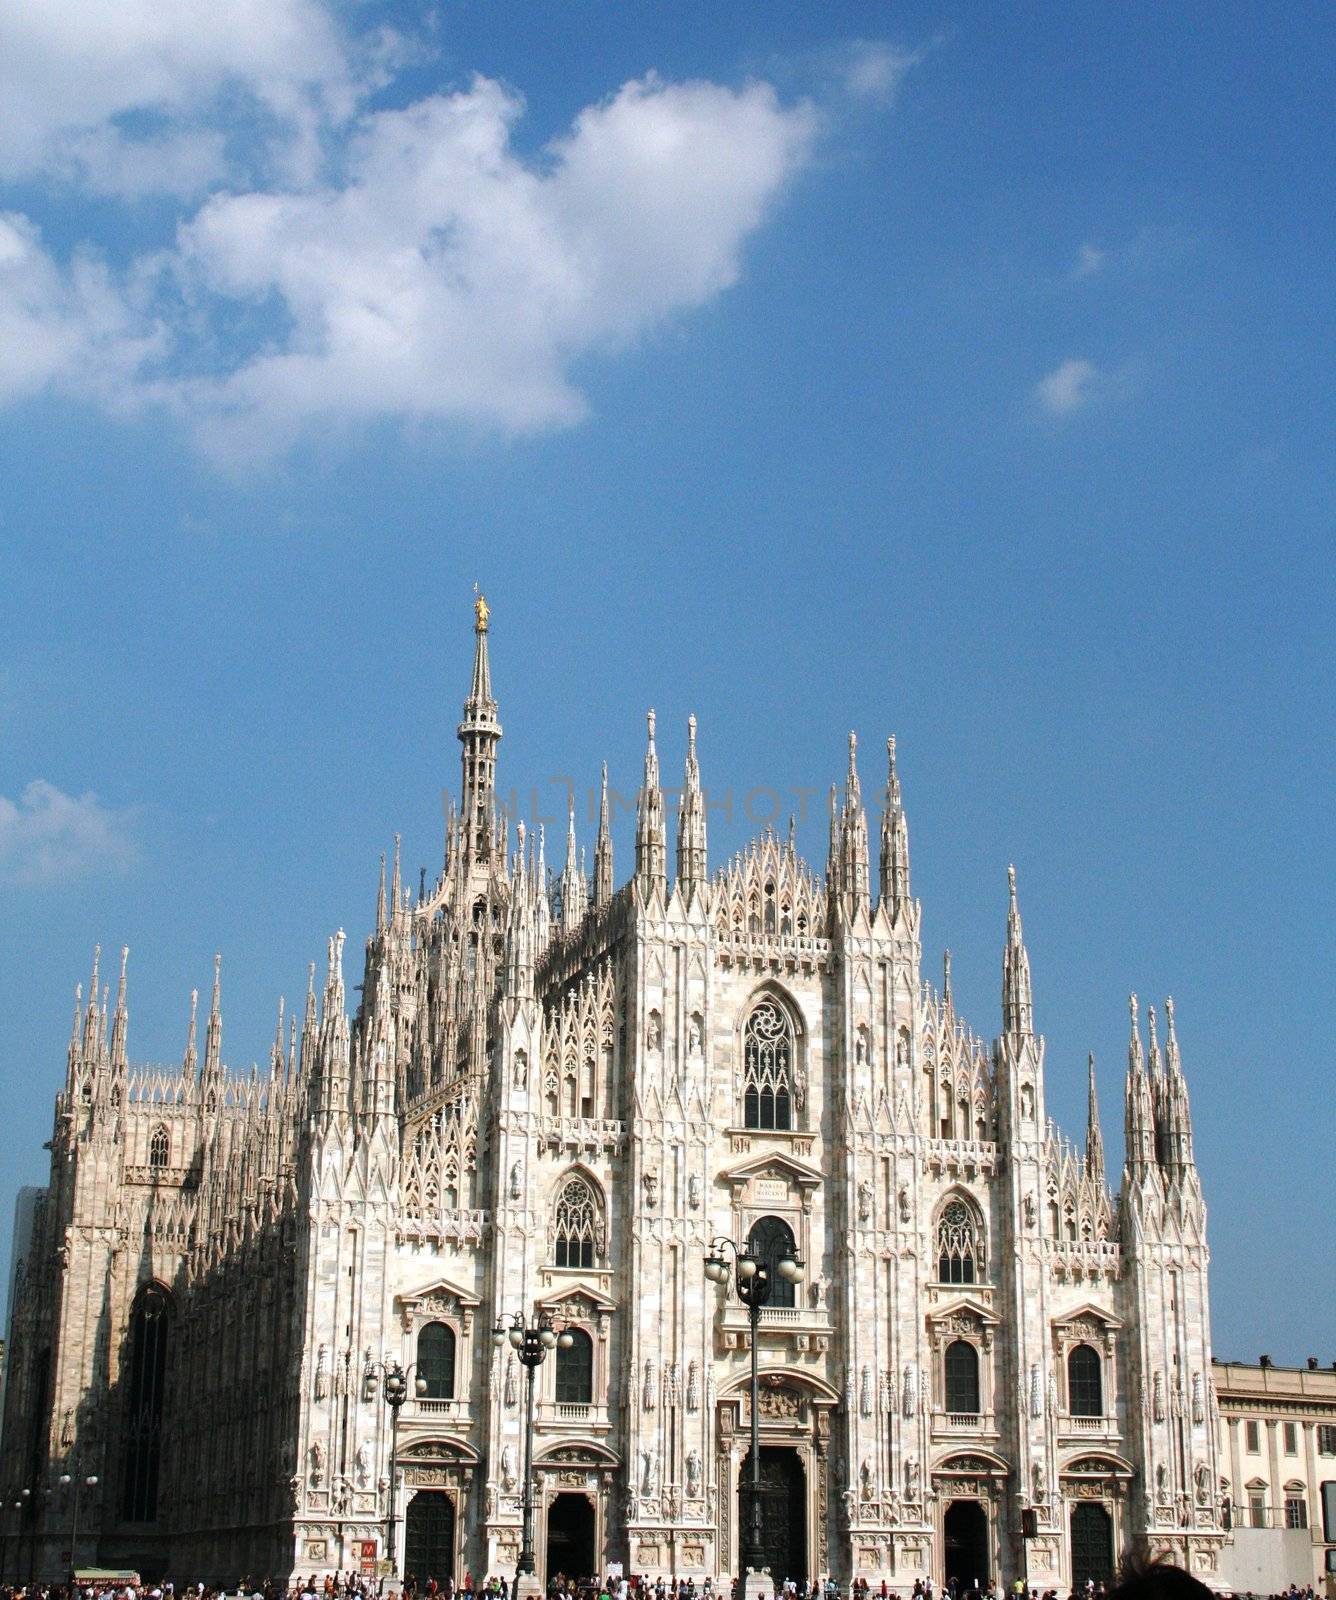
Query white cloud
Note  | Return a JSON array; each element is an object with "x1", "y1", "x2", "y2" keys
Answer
[
  {"x1": 1034, "y1": 357, "x2": 1100, "y2": 415},
  {"x1": 0, "y1": 213, "x2": 163, "y2": 405},
  {"x1": 840, "y1": 41, "x2": 920, "y2": 105},
  {"x1": 164, "y1": 73, "x2": 815, "y2": 453},
  {"x1": 0, "y1": 0, "x2": 353, "y2": 193},
  {"x1": 1072, "y1": 243, "x2": 1105, "y2": 279},
  {"x1": 0, "y1": 0, "x2": 824, "y2": 456},
  {"x1": 0, "y1": 780, "x2": 139, "y2": 886}
]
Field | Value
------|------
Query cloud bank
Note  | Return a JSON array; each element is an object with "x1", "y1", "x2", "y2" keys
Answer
[{"x1": 0, "y1": 1, "x2": 822, "y2": 456}]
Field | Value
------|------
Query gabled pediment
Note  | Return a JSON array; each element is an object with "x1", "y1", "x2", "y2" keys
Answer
[
  {"x1": 926, "y1": 1294, "x2": 1000, "y2": 1329},
  {"x1": 718, "y1": 1149, "x2": 823, "y2": 1190},
  {"x1": 535, "y1": 1282, "x2": 617, "y2": 1316},
  {"x1": 398, "y1": 1274, "x2": 481, "y2": 1312},
  {"x1": 1052, "y1": 1301, "x2": 1121, "y2": 1331}
]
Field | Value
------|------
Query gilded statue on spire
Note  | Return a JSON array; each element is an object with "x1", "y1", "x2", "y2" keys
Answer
[{"x1": 474, "y1": 589, "x2": 490, "y2": 632}]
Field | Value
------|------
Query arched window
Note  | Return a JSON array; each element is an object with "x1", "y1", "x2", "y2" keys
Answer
[
  {"x1": 749, "y1": 1215, "x2": 797, "y2": 1310},
  {"x1": 418, "y1": 1321, "x2": 456, "y2": 1400},
  {"x1": 944, "y1": 1339, "x2": 980, "y2": 1416},
  {"x1": 743, "y1": 998, "x2": 795, "y2": 1130},
  {"x1": 553, "y1": 1175, "x2": 600, "y2": 1269},
  {"x1": 1068, "y1": 1343, "x2": 1103, "y2": 1418},
  {"x1": 555, "y1": 1328, "x2": 594, "y2": 1405},
  {"x1": 936, "y1": 1198, "x2": 982, "y2": 1283},
  {"x1": 121, "y1": 1284, "x2": 171, "y2": 1522},
  {"x1": 148, "y1": 1126, "x2": 170, "y2": 1169}
]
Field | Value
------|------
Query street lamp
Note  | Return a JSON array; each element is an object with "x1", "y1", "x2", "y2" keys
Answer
[
  {"x1": 704, "y1": 1233, "x2": 803, "y2": 1599},
  {"x1": 364, "y1": 1359, "x2": 428, "y2": 1579},
  {"x1": 492, "y1": 1312, "x2": 574, "y2": 1598},
  {"x1": 59, "y1": 1472, "x2": 98, "y2": 1585}
]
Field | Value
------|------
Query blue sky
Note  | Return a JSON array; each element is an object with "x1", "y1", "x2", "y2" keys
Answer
[{"x1": 1, "y1": 1, "x2": 1332, "y2": 1361}]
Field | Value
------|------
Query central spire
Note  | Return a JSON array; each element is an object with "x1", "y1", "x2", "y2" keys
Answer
[{"x1": 457, "y1": 592, "x2": 502, "y2": 870}]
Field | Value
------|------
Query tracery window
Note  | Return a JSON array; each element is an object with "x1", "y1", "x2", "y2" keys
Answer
[
  {"x1": 121, "y1": 1284, "x2": 170, "y2": 1522},
  {"x1": 553, "y1": 1175, "x2": 600, "y2": 1269},
  {"x1": 555, "y1": 1328, "x2": 594, "y2": 1405},
  {"x1": 944, "y1": 1339, "x2": 980, "y2": 1416},
  {"x1": 936, "y1": 1198, "x2": 982, "y2": 1283},
  {"x1": 743, "y1": 998, "x2": 794, "y2": 1131},
  {"x1": 148, "y1": 1126, "x2": 170, "y2": 1169},
  {"x1": 417, "y1": 1321, "x2": 456, "y2": 1400},
  {"x1": 1067, "y1": 1343, "x2": 1103, "y2": 1417}
]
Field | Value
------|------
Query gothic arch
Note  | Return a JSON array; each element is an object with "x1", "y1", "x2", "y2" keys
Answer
[
  {"x1": 934, "y1": 1191, "x2": 986, "y2": 1284},
  {"x1": 736, "y1": 985, "x2": 805, "y2": 1131},
  {"x1": 551, "y1": 1167, "x2": 606, "y2": 1268},
  {"x1": 120, "y1": 1280, "x2": 173, "y2": 1523}
]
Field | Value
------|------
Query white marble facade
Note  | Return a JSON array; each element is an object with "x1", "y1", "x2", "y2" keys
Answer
[{"x1": 1, "y1": 604, "x2": 1228, "y2": 1589}]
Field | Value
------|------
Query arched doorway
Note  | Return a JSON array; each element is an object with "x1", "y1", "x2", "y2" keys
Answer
[
  {"x1": 943, "y1": 1499, "x2": 990, "y2": 1591},
  {"x1": 546, "y1": 1492, "x2": 595, "y2": 1581},
  {"x1": 1070, "y1": 1503, "x2": 1114, "y2": 1590},
  {"x1": 739, "y1": 1446, "x2": 807, "y2": 1585},
  {"x1": 404, "y1": 1490, "x2": 455, "y2": 1585}
]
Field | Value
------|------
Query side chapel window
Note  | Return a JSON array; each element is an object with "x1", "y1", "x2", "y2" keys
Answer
[
  {"x1": 743, "y1": 998, "x2": 795, "y2": 1131},
  {"x1": 148, "y1": 1126, "x2": 170, "y2": 1169}
]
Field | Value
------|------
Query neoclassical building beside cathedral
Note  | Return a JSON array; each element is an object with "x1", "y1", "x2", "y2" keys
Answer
[{"x1": 2, "y1": 603, "x2": 1229, "y2": 1592}]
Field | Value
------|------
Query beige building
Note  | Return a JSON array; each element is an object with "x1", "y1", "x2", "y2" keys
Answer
[
  {"x1": 1214, "y1": 1358, "x2": 1336, "y2": 1591},
  {"x1": 3, "y1": 605, "x2": 1230, "y2": 1591}
]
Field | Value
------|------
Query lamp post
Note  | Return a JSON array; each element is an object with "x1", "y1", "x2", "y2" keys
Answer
[
  {"x1": 59, "y1": 1471, "x2": 98, "y2": 1586},
  {"x1": 492, "y1": 1312, "x2": 574, "y2": 1598},
  {"x1": 704, "y1": 1233, "x2": 803, "y2": 1599},
  {"x1": 364, "y1": 1359, "x2": 428, "y2": 1580}
]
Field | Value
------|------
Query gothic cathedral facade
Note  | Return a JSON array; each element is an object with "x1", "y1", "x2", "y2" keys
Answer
[{"x1": 2, "y1": 606, "x2": 1228, "y2": 1589}]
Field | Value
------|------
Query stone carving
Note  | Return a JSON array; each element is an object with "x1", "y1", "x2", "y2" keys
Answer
[
  {"x1": 314, "y1": 1344, "x2": 328, "y2": 1401},
  {"x1": 1155, "y1": 1463, "x2": 1169, "y2": 1502},
  {"x1": 485, "y1": 1482, "x2": 497, "y2": 1518},
  {"x1": 308, "y1": 1440, "x2": 325, "y2": 1487},
  {"x1": 1024, "y1": 1194, "x2": 1036, "y2": 1228},
  {"x1": 686, "y1": 1448, "x2": 702, "y2": 1494},
  {"x1": 642, "y1": 1171, "x2": 659, "y2": 1209},
  {"x1": 643, "y1": 1359, "x2": 657, "y2": 1410},
  {"x1": 1191, "y1": 1372, "x2": 1204, "y2": 1424},
  {"x1": 688, "y1": 1174, "x2": 702, "y2": 1210},
  {"x1": 858, "y1": 1180, "x2": 873, "y2": 1222},
  {"x1": 903, "y1": 1365, "x2": 916, "y2": 1420},
  {"x1": 665, "y1": 1362, "x2": 680, "y2": 1406},
  {"x1": 641, "y1": 1449, "x2": 657, "y2": 1495},
  {"x1": 860, "y1": 1365, "x2": 873, "y2": 1417},
  {"x1": 509, "y1": 1162, "x2": 522, "y2": 1200},
  {"x1": 1033, "y1": 1460, "x2": 1047, "y2": 1502},
  {"x1": 757, "y1": 1379, "x2": 801, "y2": 1419},
  {"x1": 354, "y1": 1442, "x2": 371, "y2": 1487},
  {"x1": 512, "y1": 1049, "x2": 527, "y2": 1088},
  {"x1": 501, "y1": 1445, "x2": 517, "y2": 1490},
  {"x1": 898, "y1": 1184, "x2": 911, "y2": 1223},
  {"x1": 1030, "y1": 1363, "x2": 1043, "y2": 1419},
  {"x1": 1153, "y1": 1372, "x2": 1166, "y2": 1422},
  {"x1": 646, "y1": 1011, "x2": 661, "y2": 1052},
  {"x1": 859, "y1": 1459, "x2": 874, "y2": 1501},
  {"x1": 904, "y1": 1455, "x2": 920, "y2": 1501},
  {"x1": 505, "y1": 1357, "x2": 517, "y2": 1407},
  {"x1": 688, "y1": 1015, "x2": 703, "y2": 1055},
  {"x1": 1194, "y1": 1462, "x2": 1210, "y2": 1505},
  {"x1": 686, "y1": 1360, "x2": 700, "y2": 1412}
]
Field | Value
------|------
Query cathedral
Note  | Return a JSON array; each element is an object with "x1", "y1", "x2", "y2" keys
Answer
[{"x1": 2, "y1": 602, "x2": 1229, "y2": 1591}]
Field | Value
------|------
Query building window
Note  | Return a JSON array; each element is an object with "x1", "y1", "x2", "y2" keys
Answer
[
  {"x1": 121, "y1": 1284, "x2": 171, "y2": 1523},
  {"x1": 417, "y1": 1321, "x2": 456, "y2": 1400},
  {"x1": 743, "y1": 998, "x2": 794, "y2": 1130},
  {"x1": 749, "y1": 1215, "x2": 798, "y2": 1310},
  {"x1": 1285, "y1": 1491, "x2": 1308, "y2": 1529},
  {"x1": 936, "y1": 1198, "x2": 981, "y2": 1283},
  {"x1": 1068, "y1": 1343, "x2": 1103, "y2": 1418},
  {"x1": 1317, "y1": 1425, "x2": 1336, "y2": 1456},
  {"x1": 555, "y1": 1328, "x2": 594, "y2": 1405},
  {"x1": 1284, "y1": 1422, "x2": 1298, "y2": 1454},
  {"x1": 553, "y1": 1175, "x2": 599, "y2": 1269},
  {"x1": 1248, "y1": 1489, "x2": 1266, "y2": 1528},
  {"x1": 1246, "y1": 1420, "x2": 1261, "y2": 1453},
  {"x1": 944, "y1": 1339, "x2": 980, "y2": 1416},
  {"x1": 148, "y1": 1126, "x2": 170, "y2": 1169}
]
